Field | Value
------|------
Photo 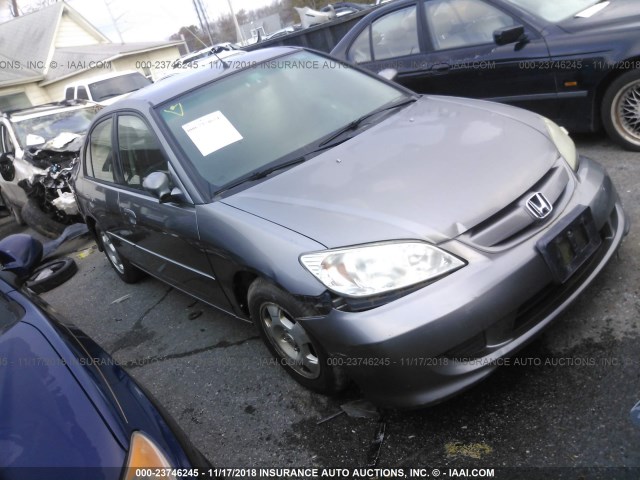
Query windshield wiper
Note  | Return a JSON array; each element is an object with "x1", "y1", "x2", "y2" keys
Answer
[
  {"x1": 318, "y1": 97, "x2": 417, "y2": 149},
  {"x1": 214, "y1": 156, "x2": 307, "y2": 196},
  {"x1": 214, "y1": 97, "x2": 417, "y2": 197}
]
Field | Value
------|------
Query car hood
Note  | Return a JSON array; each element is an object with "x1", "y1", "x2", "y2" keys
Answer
[
  {"x1": 559, "y1": 0, "x2": 640, "y2": 33},
  {"x1": 223, "y1": 96, "x2": 559, "y2": 248}
]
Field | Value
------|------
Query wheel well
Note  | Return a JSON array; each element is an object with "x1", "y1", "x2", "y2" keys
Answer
[
  {"x1": 594, "y1": 57, "x2": 640, "y2": 127},
  {"x1": 233, "y1": 271, "x2": 258, "y2": 317}
]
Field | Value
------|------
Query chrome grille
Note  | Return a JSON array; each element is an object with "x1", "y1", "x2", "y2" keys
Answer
[{"x1": 460, "y1": 162, "x2": 573, "y2": 250}]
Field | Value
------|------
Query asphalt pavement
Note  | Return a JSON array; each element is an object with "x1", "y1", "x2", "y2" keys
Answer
[{"x1": 4, "y1": 132, "x2": 639, "y2": 479}]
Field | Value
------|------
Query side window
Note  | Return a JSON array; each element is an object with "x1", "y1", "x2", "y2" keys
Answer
[
  {"x1": 117, "y1": 115, "x2": 167, "y2": 189},
  {"x1": 425, "y1": 0, "x2": 515, "y2": 51},
  {"x1": 76, "y1": 86, "x2": 89, "y2": 100},
  {"x1": 371, "y1": 5, "x2": 419, "y2": 61},
  {"x1": 88, "y1": 118, "x2": 115, "y2": 183},
  {"x1": 348, "y1": 27, "x2": 372, "y2": 64},
  {"x1": 64, "y1": 87, "x2": 74, "y2": 100}
]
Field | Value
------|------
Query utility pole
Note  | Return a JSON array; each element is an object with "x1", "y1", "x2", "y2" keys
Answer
[
  {"x1": 104, "y1": 0, "x2": 124, "y2": 43},
  {"x1": 226, "y1": 0, "x2": 246, "y2": 45},
  {"x1": 192, "y1": 0, "x2": 213, "y2": 46}
]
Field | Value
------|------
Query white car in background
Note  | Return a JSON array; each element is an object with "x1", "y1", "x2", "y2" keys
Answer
[
  {"x1": 0, "y1": 100, "x2": 100, "y2": 237},
  {"x1": 63, "y1": 71, "x2": 151, "y2": 106}
]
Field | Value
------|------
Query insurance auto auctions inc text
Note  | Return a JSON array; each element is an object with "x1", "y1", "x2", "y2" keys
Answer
[{"x1": 212, "y1": 467, "x2": 495, "y2": 478}]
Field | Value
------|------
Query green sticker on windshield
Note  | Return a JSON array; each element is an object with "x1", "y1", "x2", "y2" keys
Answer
[{"x1": 164, "y1": 103, "x2": 184, "y2": 117}]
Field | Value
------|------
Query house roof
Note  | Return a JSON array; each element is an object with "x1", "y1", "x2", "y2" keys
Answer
[
  {"x1": 0, "y1": 2, "x2": 64, "y2": 85},
  {"x1": 42, "y1": 41, "x2": 182, "y2": 85},
  {"x1": 0, "y1": 1, "x2": 181, "y2": 88}
]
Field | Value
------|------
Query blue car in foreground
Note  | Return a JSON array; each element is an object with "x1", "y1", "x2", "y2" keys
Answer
[{"x1": 0, "y1": 235, "x2": 210, "y2": 479}]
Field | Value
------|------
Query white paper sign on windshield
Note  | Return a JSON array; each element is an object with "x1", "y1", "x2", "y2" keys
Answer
[{"x1": 182, "y1": 111, "x2": 243, "y2": 156}]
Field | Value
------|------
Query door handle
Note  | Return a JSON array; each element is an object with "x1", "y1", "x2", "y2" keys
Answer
[
  {"x1": 431, "y1": 63, "x2": 450, "y2": 73},
  {"x1": 122, "y1": 208, "x2": 137, "y2": 225}
]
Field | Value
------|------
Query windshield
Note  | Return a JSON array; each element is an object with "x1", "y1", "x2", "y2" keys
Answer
[
  {"x1": 157, "y1": 50, "x2": 408, "y2": 190},
  {"x1": 504, "y1": 0, "x2": 602, "y2": 22},
  {"x1": 88, "y1": 73, "x2": 151, "y2": 102},
  {"x1": 13, "y1": 107, "x2": 96, "y2": 148}
]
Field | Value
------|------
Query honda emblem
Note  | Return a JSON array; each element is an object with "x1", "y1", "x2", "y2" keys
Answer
[{"x1": 526, "y1": 192, "x2": 552, "y2": 219}]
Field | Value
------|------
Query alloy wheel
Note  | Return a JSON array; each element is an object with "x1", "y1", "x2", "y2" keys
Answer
[
  {"x1": 613, "y1": 79, "x2": 640, "y2": 146},
  {"x1": 100, "y1": 231, "x2": 124, "y2": 274},
  {"x1": 259, "y1": 302, "x2": 320, "y2": 379}
]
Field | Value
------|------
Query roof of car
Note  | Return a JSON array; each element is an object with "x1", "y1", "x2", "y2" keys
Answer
[{"x1": 102, "y1": 46, "x2": 303, "y2": 111}]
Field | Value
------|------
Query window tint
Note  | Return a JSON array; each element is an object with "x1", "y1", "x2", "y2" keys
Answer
[
  {"x1": 117, "y1": 115, "x2": 167, "y2": 189},
  {"x1": 88, "y1": 73, "x2": 151, "y2": 103},
  {"x1": 64, "y1": 87, "x2": 74, "y2": 100},
  {"x1": 371, "y1": 5, "x2": 419, "y2": 61},
  {"x1": 348, "y1": 27, "x2": 372, "y2": 63},
  {"x1": 0, "y1": 92, "x2": 30, "y2": 110},
  {"x1": 88, "y1": 119, "x2": 115, "y2": 182},
  {"x1": 76, "y1": 86, "x2": 89, "y2": 100},
  {"x1": 425, "y1": 0, "x2": 515, "y2": 50}
]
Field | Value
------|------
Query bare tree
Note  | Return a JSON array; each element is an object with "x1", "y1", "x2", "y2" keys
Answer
[{"x1": 19, "y1": 0, "x2": 59, "y2": 14}]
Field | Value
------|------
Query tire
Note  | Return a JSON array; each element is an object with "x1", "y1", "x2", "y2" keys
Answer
[
  {"x1": 96, "y1": 225, "x2": 145, "y2": 283},
  {"x1": 25, "y1": 257, "x2": 77, "y2": 294},
  {"x1": 22, "y1": 197, "x2": 66, "y2": 238},
  {"x1": 0, "y1": 192, "x2": 25, "y2": 226},
  {"x1": 248, "y1": 278, "x2": 348, "y2": 394},
  {"x1": 602, "y1": 69, "x2": 640, "y2": 151}
]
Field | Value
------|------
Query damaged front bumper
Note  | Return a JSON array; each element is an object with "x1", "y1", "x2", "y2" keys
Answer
[
  {"x1": 1, "y1": 135, "x2": 83, "y2": 226},
  {"x1": 299, "y1": 157, "x2": 628, "y2": 408}
]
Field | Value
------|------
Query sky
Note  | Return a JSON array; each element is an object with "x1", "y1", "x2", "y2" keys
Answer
[{"x1": 1, "y1": 0, "x2": 276, "y2": 42}]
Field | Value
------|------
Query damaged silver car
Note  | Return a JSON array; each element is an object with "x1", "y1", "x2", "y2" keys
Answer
[
  {"x1": 0, "y1": 101, "x2": 100, "y2": 237},
  {"x1": 74, "y1": 48, "x2": 628, "y2": 408}
]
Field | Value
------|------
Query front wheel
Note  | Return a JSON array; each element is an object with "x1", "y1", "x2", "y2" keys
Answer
[
  {"x1": 248, "y1": 279, "x2": 348, "y2": 394},
  {"x1": 96, "y1": 226, "x2": 145, "y2": 283},
  {"x1": 602, "y1": 69, "x2": 640, "y2": 151}
]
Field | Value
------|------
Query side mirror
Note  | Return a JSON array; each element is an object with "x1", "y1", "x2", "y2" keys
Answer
[
  {"x1": 143, "y1": 171, "x2": 187, "y2": 203},
  {"x1": 143, "y1": 171, "x2": 172, "y2": 202},
  {"x1": 378, "y1": 68, "x2": 398, "y2": 81},
  {"x1": 494, "y1": 25, "x2": 526, "y2": 46},
  {"x1": 26, "y1": 134, "x2": 46, "y2": 147},
  {"x1": 0, "y1": 234, "x2": 43, "y2": 279}
]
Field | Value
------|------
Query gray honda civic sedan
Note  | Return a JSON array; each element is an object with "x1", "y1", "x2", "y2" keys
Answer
[{"x1": 73, "y1": 47, "x2": 628, "y2": 408}]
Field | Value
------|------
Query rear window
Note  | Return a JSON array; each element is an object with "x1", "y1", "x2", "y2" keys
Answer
[{"x1": 88, "y1": 73, "x2": 151, "y2": 102}]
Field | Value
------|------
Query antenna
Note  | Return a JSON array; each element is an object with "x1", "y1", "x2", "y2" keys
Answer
[{"x1": 211, "y1": 50, "x2": 230, "y2": 69}]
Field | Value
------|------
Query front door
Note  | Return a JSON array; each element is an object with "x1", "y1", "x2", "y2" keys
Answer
[{"x1": 112, "y1": 114, "x2": 230, "y2": 308}]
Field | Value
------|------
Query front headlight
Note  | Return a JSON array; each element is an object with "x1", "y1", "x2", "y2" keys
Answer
[
  {"x1": 123, "y1": 431, "x2": 176, "y2": 480},
  {"x1": 543, "y1": 118, "x2": 579, "y2": 171},
  {"x1": 300, "y1": 241, "x2": 465, "y2": 298}
]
